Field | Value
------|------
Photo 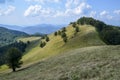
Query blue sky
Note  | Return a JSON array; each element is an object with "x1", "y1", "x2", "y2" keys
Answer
[{"x1": 0, "y1": 0, "x2": 120, "y2": 26}]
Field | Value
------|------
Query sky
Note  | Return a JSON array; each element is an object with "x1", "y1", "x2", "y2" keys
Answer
[{"x1": 0, "y1": 0, "x2": 120, "y2": 26}]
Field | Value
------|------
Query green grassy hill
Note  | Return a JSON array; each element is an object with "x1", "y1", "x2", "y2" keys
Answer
[
  {"x1": 0, "y1": 21, "x2": 120, "y2": 80},
  {"x1": 0, "y1": 45, "x2": 120, "y2": 80},
  {"x1": 22, "y1": 24, "x2": 105, "y2": 64},
  {"x1": 0, "y1": 17, "x2": 120, "y2": 80}
]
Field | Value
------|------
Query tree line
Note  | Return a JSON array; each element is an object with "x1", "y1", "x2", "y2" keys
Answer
[
  {"x1": 0, "y1": 41, "x2": 28, "y2": 71},
  {"x1": 77, "y1": 17, "x2": 120, "y2": 45}
]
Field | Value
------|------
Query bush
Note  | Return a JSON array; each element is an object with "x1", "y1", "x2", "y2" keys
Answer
[
  {"x1": 40, "y1": 41, "x2": 46, "y2": 48},
  {"x1": 75, "y1": 27, "x2": 80, "y2": 32},
  {"x1": 63, "y1": 37, "x2": 67, "y2": 43},
  {"x1": 27, "y1": 41, "x2": 30, "y2": 44},
  {"x1": 72, "y1": 22, "x2": 76, "y2": 28},
  {"x1": 58, "y1": 31, "x2": 61, "y2": 35},
  {"x1": 62, "y1": 27, "x2": 66, "y2": 32},
  {"x1": 54, "y1": 32, "x2": 58, "y2": 36},
  {"x1": 46, "y1": 36, "x2": 50, "y2": 42},
  {"x1": 61, "y1": 32, "x2": 67, "y2": 38}
]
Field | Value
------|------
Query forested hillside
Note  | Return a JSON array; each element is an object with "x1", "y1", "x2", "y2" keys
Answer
[{"x1": 0, "y1": 27, "x2": 28, "y2": 47}]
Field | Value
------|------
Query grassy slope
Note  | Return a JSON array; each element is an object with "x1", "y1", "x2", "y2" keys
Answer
[
  {"x1": 0, "y1": 45, "x2": 120, "y2": 80},
  {"x1": 22, "y1": 25, "x2": 105, "y2": 64},
  {"x1": 17, "y1": 36, "x2": 41, "y2": 43},
  {"x1": 0, "y1": 37, "x2": 41, "y2": 72}
]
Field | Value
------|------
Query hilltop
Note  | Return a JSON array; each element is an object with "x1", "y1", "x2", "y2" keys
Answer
[
  {"x1": 22, "y1": 17, "x2": 120, "y2": 64},
  {"x1": 22, "y1": 24, "x2": 105, "y2": 64}
]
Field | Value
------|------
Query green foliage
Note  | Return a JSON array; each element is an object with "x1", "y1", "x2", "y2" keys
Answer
[
  {"x1": 63, "y1": 37, "x2": 67, "y2": 43},
  {"x1": 58, "y1": 30, "x2": 61, "y2": 35},
  {"x1": 6, "y1": 48, "x2": 23, "y2": 72},
  {"x1": 0, "y1": 41, "x2": 27, "y2": 66},
  {"x1": 100, "y1": 28, "x2": 120, "y2": 45},
  {"x1": 75, "y1": 26, "x2": 80, "y2": 32},
  {"x1": 77, "y1": 17, "x2": 120, "y2": 45},
  {"x1": 62, "y1": 27, "x2": 66, "y2": 32},
  {"x1": 45, "y1": 36, "x2": 50, "y2": 42},
  {"x1": 27, "y1": 41, "x2": 30, "y2": 44},
  {"x1": 61, "y1": 32, "x2": 67, "y2": 38},
  {"x1": 40, "y1": 41, "x2": 46, "y2": 48},
  {"x1": 54, "y1": 32, "x2": 58, "y2": 36},
  {"x1": 72, "y1": 22, "x2": 76, "y2": 28},
  {"x1": 61, "y1": 32, "x2": 68, "y2": 43}
]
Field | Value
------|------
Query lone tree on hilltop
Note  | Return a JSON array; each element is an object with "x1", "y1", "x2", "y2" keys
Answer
[{"x1": 6, "y1": 48, "x2": 23, "y2": 72}]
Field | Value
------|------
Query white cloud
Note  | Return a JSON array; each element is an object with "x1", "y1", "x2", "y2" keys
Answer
[
  {"x1": 73, "y1": 0, "x2": 80, "y2": 5},
  {"x1": 100, "y1": 10, "x2": 113, "y2": 20},
  {"x1": 74, "y1": 2, "x2": 91, "y2": 15},
  {"x1": 65, "y1": 0, "x2": 81, "y2": 9},
  {"x1": 24, "y1": 5, "x2": 52, "y2": 17},
  {"x1": 114, "y1": 10, "x2": 120, "y2": 15},
  {"x1": 4, "y1": 5, "x2": 16, "y2": 15},
  {"x1": 100, "y1": 10, "x2": 108, "y2": 16},
  {"x1": 65, "y1": 0, "x2": 72, "y2": 9},
  {"x1": 25, "y1": 0, "x2": 60, "y2": 3},
  {"x1": 55, "y1": 2, "x2": 92, "y2": 17},
  {"x1": 24, "y1": 1, "x2": 92, "y2": 18},
  {"x1": 0, "y1": 5, "x2": 15, "y2": 16}
]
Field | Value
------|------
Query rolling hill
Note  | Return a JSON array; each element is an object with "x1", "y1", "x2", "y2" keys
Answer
[
  {"x1": 0, "y1": 17, "x2": 120, "y2": 80},
  {"x1": 0, "y1": 27, "x2": 28, "y2": 47},
  {"x1": 22, "y1": 24, "x2": 105, "y2": 64}
]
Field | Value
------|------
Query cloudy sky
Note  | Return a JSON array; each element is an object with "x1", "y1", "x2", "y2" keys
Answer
[{"x1": 0, "y1": 0, "x2": 120, "y2": 26}]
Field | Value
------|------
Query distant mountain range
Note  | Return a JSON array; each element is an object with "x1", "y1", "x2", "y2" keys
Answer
[{"x1": 0, "y1": 24, "x2": 66, "y2": 34}]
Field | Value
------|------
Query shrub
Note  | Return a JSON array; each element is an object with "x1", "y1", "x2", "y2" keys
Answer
[
  {"x1": 58, "y1": 31, "x2": 61, "y2": 35},
  {"x1": 61, "y1": 32, "x2": 67, "y2": 38},
  {"x1": 46, "y1": 36, "x2": 50, "y2": 42},
  {"x1": 72, "y1": 22, "x2": 76, "y2": 28},
  {"x1": 63, "y1": 37, "x2": 67, "y2": 43},
  {"x1": 62, "y1": 27, "x2": 66, "y2": 32},
  {"x1": 75, "y1": 27, "x2": 80, "y2": 32},
  {"x1": 40, "y1": 41, "x2": 46, "y2": 48},
  {"x1": 54, "y1": 32, "x2": 58, "y2": 36}
]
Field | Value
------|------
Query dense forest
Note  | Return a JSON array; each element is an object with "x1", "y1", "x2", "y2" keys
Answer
[{"x1": 0, "y1": 41, "x2": 28, "y2": 66}]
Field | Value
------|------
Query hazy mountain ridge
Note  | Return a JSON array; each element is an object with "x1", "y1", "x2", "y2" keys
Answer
[{"x1": 0, "y1": 24, "x2": 66, "y2": 34}]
